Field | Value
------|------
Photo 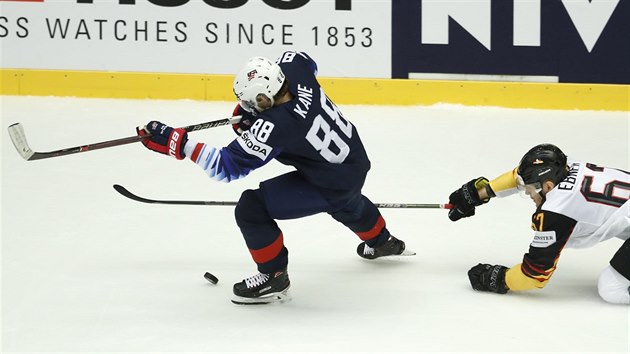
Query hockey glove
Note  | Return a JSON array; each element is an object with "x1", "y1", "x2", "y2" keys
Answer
[
  {"x1": 137, "y1": 121, "x2": 188, "y2": 160},
  {"x1": 468, "y1": 263, "x2": 509, "y2": 294},
  {"x1": 447, "y1": 177, "x2": 490, "y2": 221},
  {"x1": 231, "y1": 104, "x2": 256, "y2": 136}
]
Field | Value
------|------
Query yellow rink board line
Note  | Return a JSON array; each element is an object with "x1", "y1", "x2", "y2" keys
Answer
[{"x1": 1, "y1": 69, "x2": 629, "y2": 111}]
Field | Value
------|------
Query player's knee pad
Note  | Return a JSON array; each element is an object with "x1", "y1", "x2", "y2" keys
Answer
[
  {"x1": 235, "y1": 189, "x2": 269, "y2": 225},
  {"x1": 330, "y1": 195, "x2": 375, "y2": 225},
  {"x1": 597, "y1": 265, "x2": 630, "y2": 305}
]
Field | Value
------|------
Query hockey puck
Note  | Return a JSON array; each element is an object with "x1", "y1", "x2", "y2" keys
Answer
[{"x1": 204, "y1": 272, "x2": 219, "y2": 284}]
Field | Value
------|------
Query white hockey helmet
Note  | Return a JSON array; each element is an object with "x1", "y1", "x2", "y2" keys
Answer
[{"x1": 233, "y1": 56, "x2": 286, "y2": 113}]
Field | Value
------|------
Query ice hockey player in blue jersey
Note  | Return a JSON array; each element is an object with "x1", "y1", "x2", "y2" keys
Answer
[{"x1": 137, "y1": 51, "x2": 410, "y2": 305}]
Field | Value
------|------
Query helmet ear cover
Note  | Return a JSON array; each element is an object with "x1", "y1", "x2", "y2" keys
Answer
[
  {"x1": 517, "y1": 143, "x2": 568, "y2": 189},
  {"x1": 233, "y1": 57, "x2": 286, "y2": 113}
]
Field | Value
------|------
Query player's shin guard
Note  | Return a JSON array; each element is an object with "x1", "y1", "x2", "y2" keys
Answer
[
  {"x1": 329, "y1": 194, "x2": 409, "y2": 259},
  {"x1": 330, "y1": 195, "x2": 391, "y2": 247},
  {"x1": 235, "y1": 189, "x2": 288, "y2": 273}
]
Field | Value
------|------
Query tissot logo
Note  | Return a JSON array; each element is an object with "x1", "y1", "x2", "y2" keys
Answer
[{"x1": 73, "y1": 0, "x2": 351, "y2": 10}]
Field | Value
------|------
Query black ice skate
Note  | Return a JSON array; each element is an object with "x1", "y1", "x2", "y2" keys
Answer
[
  {"x1": 232, "y1": 269, "x2": 291, "y2": 305},
  {"x1": 357, "y1": 236, "x2": 415, "y2": 259}
]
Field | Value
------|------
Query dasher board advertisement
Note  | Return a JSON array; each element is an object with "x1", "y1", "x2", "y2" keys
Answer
[
  {"x1": 0, "y1": 0, "x2": 391, "y2": 78},
  {"x1": 392, "y1": 0, "x2": 630, "y2": 84}
]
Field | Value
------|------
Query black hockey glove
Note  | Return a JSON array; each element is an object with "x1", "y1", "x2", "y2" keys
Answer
[
  {"x1": 468, "y1": 263, "x2": 509, "y2": 294},
  {"x1": 447, "y1": 177, "x2": 490, "y2": 221}
]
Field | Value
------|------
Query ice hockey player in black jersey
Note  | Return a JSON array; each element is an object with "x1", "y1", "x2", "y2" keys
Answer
[
  {"x1": 447, "y1": 143, "x2": 629, "y2": 304},
  {"x1": 137, "y1": 51, "x2": 410, "y2": 305}
]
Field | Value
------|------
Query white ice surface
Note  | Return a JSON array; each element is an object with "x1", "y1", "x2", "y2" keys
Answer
[{"x1": 1, "y1": 96, "x2": 629, "y2": 353}]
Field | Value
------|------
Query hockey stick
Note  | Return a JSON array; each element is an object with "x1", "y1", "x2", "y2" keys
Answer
[
  {"x1": 113, "y1": 184, "x2": 453, "y2": 209},
  {"x1": 7, "y1": 117, "x2": 241, "y2": 161}
]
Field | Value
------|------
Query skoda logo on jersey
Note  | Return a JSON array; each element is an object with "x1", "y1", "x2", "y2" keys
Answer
[{"x1": 237, "y1": 131, "x2": 271, "y2": 161}]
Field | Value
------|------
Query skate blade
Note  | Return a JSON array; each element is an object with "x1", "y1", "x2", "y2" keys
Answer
[
  {"x1": 231, "y1": 289, "x2": 291, "y2": 305},
  {"x1": 377, "y1": 249, "x2": 416, "y2": 258},
  {"x1": 399, "y1": 249, "x2": 416, "y2": 256},
  {"x1": 362, "y1": 248, "x2": 417, "y2": 260}
]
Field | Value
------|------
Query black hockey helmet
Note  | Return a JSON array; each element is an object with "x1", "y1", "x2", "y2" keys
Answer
[{"x1": 517, "y1": 144, "x2": 568, "y2": 188}]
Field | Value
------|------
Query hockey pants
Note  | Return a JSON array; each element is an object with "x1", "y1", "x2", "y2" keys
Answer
[
  {"x1": 234, "y1": 171, "x2": 391, "y2": 273},
  {"x1": 610, "y1": 237, "x2": 630, "y2": 279}
]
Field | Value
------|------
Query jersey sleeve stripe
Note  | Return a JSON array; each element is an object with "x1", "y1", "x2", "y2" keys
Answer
[
  {"x1": 505, "y1": 264, "x2": 550, "y2": 290},
  {"x1": 190, "y1": 143, "x2": 204, "y2": 163}
]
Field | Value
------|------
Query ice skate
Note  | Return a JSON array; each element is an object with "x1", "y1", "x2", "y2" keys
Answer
[
  {"x1": 357, "y1": 236, "x2": 415, "y2": 259},
  {"x1": 232, "y1": 268, "x2": 291, "y2": 305}
]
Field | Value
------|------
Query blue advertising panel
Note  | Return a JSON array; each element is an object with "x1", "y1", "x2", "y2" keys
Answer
[{"x1": 392, "y1": 0, "x2": 630, "y2": 84}]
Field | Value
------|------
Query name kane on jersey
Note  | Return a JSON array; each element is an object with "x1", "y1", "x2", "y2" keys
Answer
[{"x1": 294, "y1": 84, "x2": 314, "y2": 119}]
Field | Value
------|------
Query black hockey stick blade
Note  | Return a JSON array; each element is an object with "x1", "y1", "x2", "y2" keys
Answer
[
  {"x1": 113, "y1": 184, "x2": 451, "y2": 209},
  {"x1": 7, "y1": 117, "x2": 241, "y2": 161},
  {"x1": 113, "y1": 184, "x2": 238, "y2": 206}
]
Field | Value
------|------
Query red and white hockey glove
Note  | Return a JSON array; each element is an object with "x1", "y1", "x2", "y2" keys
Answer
[
  {"x1": 231, "y1": 104, "x2": 256, "y2": 136},
  {"x1": 137, "y1": 121, "x2": 188, "y2": 160}
]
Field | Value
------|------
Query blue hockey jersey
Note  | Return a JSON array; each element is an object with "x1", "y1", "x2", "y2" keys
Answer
[{"x1": 183, "y1": 51, "x2": 371, "y2": 195}]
